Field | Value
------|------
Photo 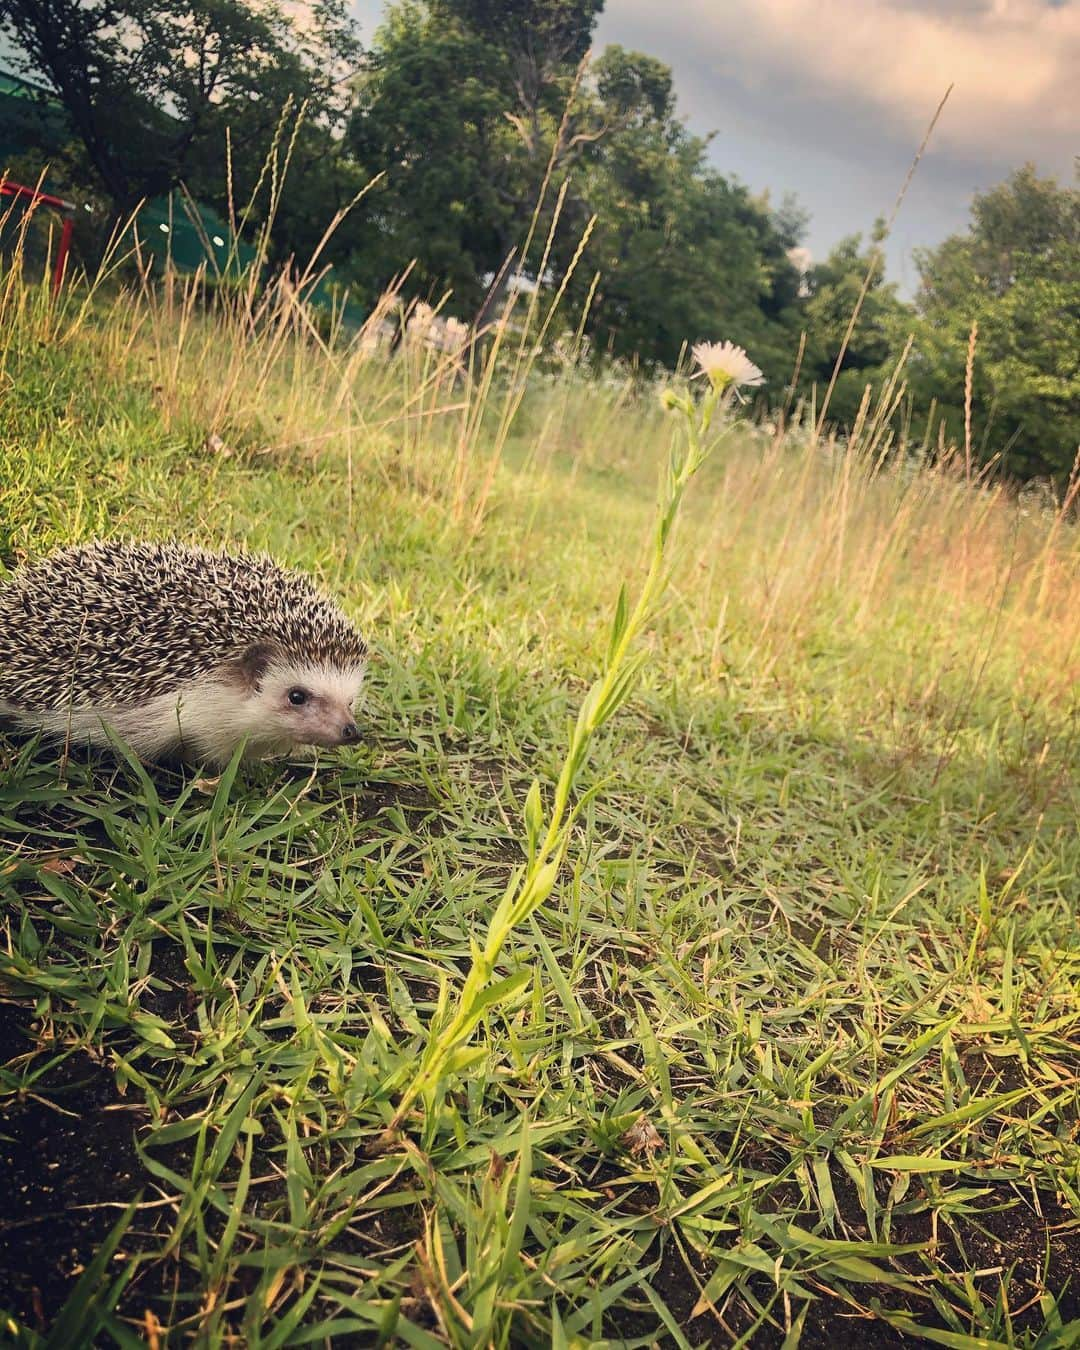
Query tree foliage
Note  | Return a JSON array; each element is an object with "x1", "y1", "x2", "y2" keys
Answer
[
  {"x1": 566, "y1": 48, "x2": 801, "y2": 372},
  {"x1": 350, "y1": 15, "x2": 803, "y2": 374},
  {"x1": 347, "y1": 2, "x2": 512, "y2": 306},
  {"x1": 797, "y1": 228, "x2": 913, "y2": 429},
  {"x1": 910, "y1": 167, "x2": 1080, "y2": 481},
  {"x1": 0, "y1": 0, "x2": 360, "y2": 215}
]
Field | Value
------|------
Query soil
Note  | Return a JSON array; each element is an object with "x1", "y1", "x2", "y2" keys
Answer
[
  {"x1": 0, "y1": 1001, "x2": 160, "y2": 1332},
  {"x1": 4, "y1": 994, "x2": 1078, "y2": 1348}
]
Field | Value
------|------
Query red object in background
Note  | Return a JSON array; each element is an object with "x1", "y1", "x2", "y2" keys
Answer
[{"x1": 0, "y1": 178, "x2": 77, "y2": 295}]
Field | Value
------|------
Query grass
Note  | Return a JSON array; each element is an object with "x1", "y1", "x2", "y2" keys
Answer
[{"x1": 1, "y1": 227, "x2": 1079, "y2": 1348}]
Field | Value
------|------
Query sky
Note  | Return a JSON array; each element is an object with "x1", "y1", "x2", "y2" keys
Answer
[{"x1": 348, "y1": 0, "x2": 1079, "y2": 292}]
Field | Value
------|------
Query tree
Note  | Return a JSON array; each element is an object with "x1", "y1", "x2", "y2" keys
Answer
[
  {"x1": 910, "y1": 166, "x2": 1080, "y2": 481},
  {"x1": 350, "y1": 15, "x2": 807, "y2": 375},
  {"x1": 549, "y1": 46, "x2": 802, "y2": 379},
  {"x1": 349, "y1": 0, "x2": 612, "y2": 311},
  {"x1": 0, "y1": 0, "x2": 361, "y2": 220},
  {"x1": 348, "y1": 2, "x2": 512, "y2": 308},
  {"x1": 798, "y1": 229, "x2": 915, "y2": 429},
  {"x1": 436, "y1": 0, "x2": 602, "y2": 153},
  {"x1": 918, "y1": 163, "x2": 1079, "y2": 307},
  {"x1": 565, "y1": 65, "x2": 804, "y2": 376}
]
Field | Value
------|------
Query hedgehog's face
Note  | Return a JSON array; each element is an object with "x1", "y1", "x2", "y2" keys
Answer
[
  {"x1": 228, "y1": 645, "x2": 365, "y2": 756},
  {"x1": 254, "y1": 660, "x2": 365, "y2": 751}
]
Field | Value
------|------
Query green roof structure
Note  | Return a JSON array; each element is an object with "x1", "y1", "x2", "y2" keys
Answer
[{"x1": 1, "y1": 65, "x2": 363, "y2": 322}]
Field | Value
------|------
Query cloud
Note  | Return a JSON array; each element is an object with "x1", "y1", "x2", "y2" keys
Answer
[{"x1": 606, "y1": 0, "x2": 1079, "y2": 166}]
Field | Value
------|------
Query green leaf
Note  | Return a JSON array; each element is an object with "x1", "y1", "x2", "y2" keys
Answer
[
  {"x1": 605, "y1": 581, "x2": 630, "y2": 668},
  {"x1": 523, "y1": 778, "x2": 543, "y2": 859}
]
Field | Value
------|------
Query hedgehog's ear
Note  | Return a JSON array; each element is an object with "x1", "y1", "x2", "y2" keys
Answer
[{"x1": 232, "y1": 642, "x2": 279, "y2": 690}]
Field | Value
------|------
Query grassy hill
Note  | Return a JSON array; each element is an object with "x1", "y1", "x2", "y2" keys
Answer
[{"x1": 1, "y1": 249, "x2": 1078, "y2": 1347}]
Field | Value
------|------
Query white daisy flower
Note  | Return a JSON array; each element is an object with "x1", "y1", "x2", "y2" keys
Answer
[
  {"x1": 442, "y1": 317, "x2": 470, "y2": 348},
  {"x1": 692, "y1": 340, "x2": 764, "y2": 391},
  {"x1": 408, "y1": 301, "x2": 435, "y2": 335}
]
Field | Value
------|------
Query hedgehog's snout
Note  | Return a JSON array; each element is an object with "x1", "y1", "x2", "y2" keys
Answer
[{"x1": 340, "y1": 720, "x2": 360, "y2": 744}]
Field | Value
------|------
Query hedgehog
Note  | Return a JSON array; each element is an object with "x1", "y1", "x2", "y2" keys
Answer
[{"x1": 0, "y1": 539, "x2": 368, "y2": 766}]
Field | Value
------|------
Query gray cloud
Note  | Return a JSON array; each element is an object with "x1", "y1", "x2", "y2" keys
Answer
[
  {"x1": 681, "y1": 0, "x2": 1077, "y2": 161},
  {"x1": 593, "y1": 0, "x2": 1077, "y2": 285},
  {"x1": 599, "y1": 0, "x2": 1079, "y2": 165}
]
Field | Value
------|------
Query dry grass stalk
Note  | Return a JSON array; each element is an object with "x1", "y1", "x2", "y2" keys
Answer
[{"x1": 964, "y1": 319, "x2": 978, "y2": 481}]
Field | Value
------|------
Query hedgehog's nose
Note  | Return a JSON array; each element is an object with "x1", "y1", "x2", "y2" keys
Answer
[{"x1": 340, "y1": 721, "x2": 360, "y2": 744}]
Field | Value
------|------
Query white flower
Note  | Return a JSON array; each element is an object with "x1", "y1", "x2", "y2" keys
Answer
[
  {"x1": 692, "y1": 340, "x2": 764, "y2": 391},
  {"x1": 408, "y1": 301, "x2": 435, "y2": 335},
  {"x1": 442, "y1": 317, "x2": 470, "y2": 348}
]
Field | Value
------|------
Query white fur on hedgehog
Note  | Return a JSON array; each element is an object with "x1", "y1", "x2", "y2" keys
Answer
[{"x1": 0, "y1": 540, "x2": 368, "y2": 766}]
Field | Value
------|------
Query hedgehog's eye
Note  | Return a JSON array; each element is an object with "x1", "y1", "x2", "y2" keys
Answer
[{"x1": 288, "y1": 688, "x2": 309, "y2": 707}]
